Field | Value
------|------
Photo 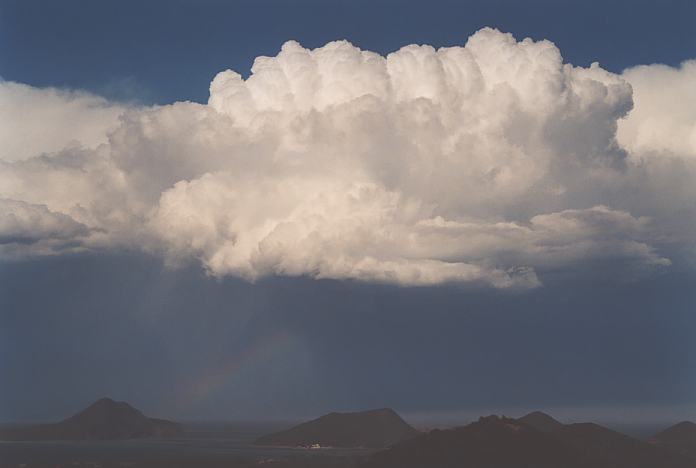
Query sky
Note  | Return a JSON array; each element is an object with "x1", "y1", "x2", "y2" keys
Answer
[{"x1": 1, "y1": 0, "x2": 696, "y2": 425}]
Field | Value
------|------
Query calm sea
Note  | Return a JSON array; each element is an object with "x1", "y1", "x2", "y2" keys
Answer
[{"x1": 0, "y1": 422, "x2": 374, "y2": 468}]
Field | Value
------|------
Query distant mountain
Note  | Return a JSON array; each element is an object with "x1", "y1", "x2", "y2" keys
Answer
[
  {"x1": 554, "y1": 422, "x2": 693, "y2": 468},
  {"x1": 518, "y1": 411, "x2": 564, "y2": 432},
  {"x1": 254, "y1": 408, "x2": 420, "y2": 448},
  {"x1": 365, "y1": 415, "x2": 695, "y2": 468},
  {"x1": 0, "y1": 397, "x2": 182, "y2": 440},
  {"x1": 367, "y1": 415, "x2": 593, "y2": 468},
  {"x1": 652, "y1": 421, "x2": 696, "y2": 459}
]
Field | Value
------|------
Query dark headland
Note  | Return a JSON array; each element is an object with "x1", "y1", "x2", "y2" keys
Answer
[
  {"x1": 366, "y1": 413, "x2": 696, "y2": 468},
  {"x1": 652, "y1": 421, "x2": 696, "y2": 460},
  {"x1": 0, "y1": 397, "x2": 182, "y2": 441},
  {"x1": 254, "y1": 408, "x2": 420, "y2": 448},
  {"x1": 3, "y1": 404, "x2": 696, "y2": 468}
]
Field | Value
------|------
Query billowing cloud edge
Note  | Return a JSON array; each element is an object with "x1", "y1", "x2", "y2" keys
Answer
[{"x1": 0, "y1": 28, "x2": 693, "y2": 288}]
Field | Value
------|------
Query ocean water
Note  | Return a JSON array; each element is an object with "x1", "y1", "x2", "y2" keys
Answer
[
  {"x1": 0, "y1": 420, "x2": 671, "y2": 467},
  {"x1": 0, "y1": 422, "x2": 374, "y2": 468}
]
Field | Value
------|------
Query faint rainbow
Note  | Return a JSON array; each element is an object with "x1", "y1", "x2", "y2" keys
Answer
[{"x1": 173, "y1": 330, "x2": 295, "y2": 407}]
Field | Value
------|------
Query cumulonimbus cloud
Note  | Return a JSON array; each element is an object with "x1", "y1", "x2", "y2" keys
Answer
[{"x1": 0, "y1": 28, "x2": 694, "y2": 287}]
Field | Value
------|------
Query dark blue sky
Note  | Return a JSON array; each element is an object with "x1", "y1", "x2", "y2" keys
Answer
[
  {"x1": 1, "y1": 0, "x2": 694, "y2": 104},
  {"x1": 1, "y1": 0, "x2": 695, "y2": 424},
  {"x1": 3, "y1": 252, "x2": 696, "y2": 423}
]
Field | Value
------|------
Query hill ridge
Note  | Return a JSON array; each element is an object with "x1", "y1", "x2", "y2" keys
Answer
[
  {"x1": 0, "y1": 397, "x2": 182, "y2": 441},
  {"x1": 255, "y1": 407, "x2": 420, "y2": 448}
]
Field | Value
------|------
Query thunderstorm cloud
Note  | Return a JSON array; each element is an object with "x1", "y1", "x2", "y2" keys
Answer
[{"x1": 1, "y1": 28, "x2": 694, "y2": 287}]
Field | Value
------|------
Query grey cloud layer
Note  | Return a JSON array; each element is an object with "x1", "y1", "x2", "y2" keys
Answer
[{"x1": 1, "y1": 28, "x2": 694, "y2": 287}]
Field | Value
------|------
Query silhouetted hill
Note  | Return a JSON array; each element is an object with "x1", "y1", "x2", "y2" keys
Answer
[
  {"x1": 652, "y1": 421, "x2": 696, "y2": 459},
  {"x1": 517, "y1": 411, "x2": 564, "y2": 432},
  {"x1": 365, "y1": 415, "x2": 695, "y2": 468},
  {"x1": 254, "y1": 408, "x2": 419, "y2": 448},
  {"x1": 367, "y1": 415, "x2": 593, "y2": 468},
  {"x1": 0, "y1": 397, "x2": 182, "y2": 440},
  {"x1": 554, "y1": 422, "x2": 693, "y2": 468}
]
